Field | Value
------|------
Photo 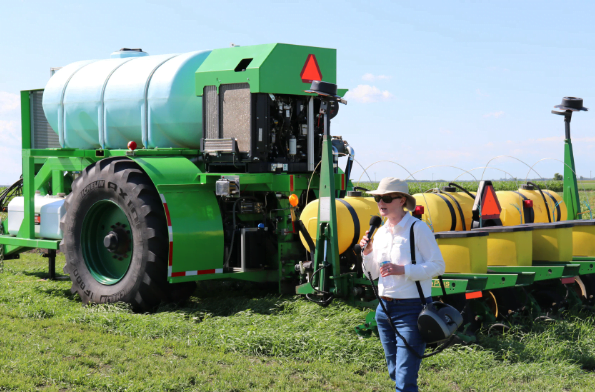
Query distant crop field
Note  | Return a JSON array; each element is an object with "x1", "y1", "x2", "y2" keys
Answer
[{"x1": 353, "y1": 180, "x2": 565, "y2": 193}]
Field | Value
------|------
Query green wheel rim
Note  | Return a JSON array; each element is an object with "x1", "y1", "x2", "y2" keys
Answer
[{"x1": 82, "y1": 200, "x2": 133, "y2": 285}]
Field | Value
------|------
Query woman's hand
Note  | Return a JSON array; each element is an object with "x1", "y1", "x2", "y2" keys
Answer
[
  {"x1": 359, "y1": 231, "x2": 374, "y2": 255},
  {"x1": 380, "y1": 263, "x2": 405, "y2": 277}
]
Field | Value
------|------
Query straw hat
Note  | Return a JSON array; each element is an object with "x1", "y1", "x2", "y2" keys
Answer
[{"x1": 367, "y1": 177, "x2": 416, "y2": 211}]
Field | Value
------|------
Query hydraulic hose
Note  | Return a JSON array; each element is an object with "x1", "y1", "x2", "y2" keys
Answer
[
  {"x1": 339, "y1": 145, "x2": 355, "y2": 198},
  {"x1": 527, "y1": 182, "x2": 552, "y2": 223}
]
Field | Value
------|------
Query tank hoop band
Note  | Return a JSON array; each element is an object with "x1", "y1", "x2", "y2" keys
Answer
[
  {"x1": 337, "y1": 199, "x2": 360, "y2": 252},
  {"x1": 440, "y1": 192, "x2": 466, "y2": 231},
  {"x1": 543, "y1": 191, "x2": 561, "y2": 221},
  {"x1": 513, "y1": 191, "x2": 534, "y2": 224},
  {"x1": 99, "y1": 58, "x2": 135, "y2": 148},
  {"x1": 143, "y1": 55, "x2": 179, "y2": 147},
  {"x1": 59, "y1": 61, "x2": 96, "y2": 147},
  {"x1": 435, "y1": 194, "x2": 457, "y2": 231}
]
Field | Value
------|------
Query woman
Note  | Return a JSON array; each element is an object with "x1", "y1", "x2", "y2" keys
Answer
[{"x1": 359, "y1": 177, "x2": 445, "y2": 392}]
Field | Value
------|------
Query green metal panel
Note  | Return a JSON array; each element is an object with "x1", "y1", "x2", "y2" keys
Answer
[
  {"x1": 531, "y1": 262, "x2": 580, "y2": 277},
  {"x1": 195, "y1": 43, "x2": 338, "y2": 97},
  {"x1": 130, "y1": 157, "x2": 224, "y2": 282},
  {"x1": 0, "y1": 235, "x2": 59, "y2": 249},
  {"x1": 563, "y1": 140, "x2": 581, "y2": 219},
  {"x1": 21, "y1": 91, "x2": 31, "y2": 150},
  {"x1": 442, "y1": 273, "x2": 518, "y2": 290},
  {"x1": 571, "y1": 258, "x2": 595, "y2": 275},
  {"x1": 490, "y1": 265, "x2": 566, "y2": 281},
  {"x1": 430, "y1": 278, "x2": 469, "y2": 296}
]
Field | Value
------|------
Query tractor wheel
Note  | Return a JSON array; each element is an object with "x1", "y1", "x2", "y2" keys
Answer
[{"x1": 61, "y1": 158, "x2": 170, "y2": 312}]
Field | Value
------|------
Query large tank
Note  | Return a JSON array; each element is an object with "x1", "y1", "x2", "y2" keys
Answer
[
  {"x1": 299, "y1": 194, "x2": 380, "y2": 254},
  {"x1": 412, "y1": 192, "x2": 474, "y2": 232},
  {"x1": 497, "y1": 188, "x2": 566, "y2": 226},
  {"x1": 42, "y1": 49, "x2": 212, "y2": 150}
]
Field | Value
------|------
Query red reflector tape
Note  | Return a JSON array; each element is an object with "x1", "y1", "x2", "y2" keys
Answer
[
  {"x1": 341, "y1": 174, "x2": 345, "y2": 190},
  {"x1": 561, "y1": 277, "x2": 575, "y2": 284},
  {"x1": 465, "y1": 291, "x2": 483, "y2": 299},
  {"x1": 290, "y1": 175, "x2": 294, "y2": 192}
]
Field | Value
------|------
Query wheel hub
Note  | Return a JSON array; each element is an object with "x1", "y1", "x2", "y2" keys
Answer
[
  {"x1": 103, "y1": 222, "x2": 131, "y2": 256},
  {"x1": 82, "y1": 200, "x2": 134, "y2": 285}
]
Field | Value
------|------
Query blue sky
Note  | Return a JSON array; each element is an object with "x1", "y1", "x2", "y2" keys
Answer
[{"x1": 1, "y1": 0, "x2": 595, "y2": 185}]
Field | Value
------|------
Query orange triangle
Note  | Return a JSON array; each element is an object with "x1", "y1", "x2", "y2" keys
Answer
[
  {"x1": 301, "y1": 54, "x2": 322, "y2": 83},
  {"x1": 481, "y1": 185, "x2": 501, "y2": 217}
]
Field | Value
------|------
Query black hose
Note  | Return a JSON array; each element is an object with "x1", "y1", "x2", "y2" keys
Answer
[
  {"x1": 438, "y1": 190, "x2": 467, "y2": 231},
  {"x1": 527, "y1": 182, "x2": 552, "y2": 223},
  {"x1": 448, "y1": 183, "x2": 476, "y2": 200},
  {"x1": 305, "y1": 264, "x2": 334, "y2": 306}
]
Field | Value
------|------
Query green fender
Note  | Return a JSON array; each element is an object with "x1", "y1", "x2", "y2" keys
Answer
[{"x1": 131, "y1": 156, "x2": 224, "y2": 283}]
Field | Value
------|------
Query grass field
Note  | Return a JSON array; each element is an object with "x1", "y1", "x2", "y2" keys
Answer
[{"x1": 1, "y1": 254, "x2": 595, "y2": 391}]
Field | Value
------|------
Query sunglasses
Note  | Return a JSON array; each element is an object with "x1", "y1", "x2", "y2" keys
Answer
[{"x1": 373, "y1": 195, "x2": 402, "y2": 203}]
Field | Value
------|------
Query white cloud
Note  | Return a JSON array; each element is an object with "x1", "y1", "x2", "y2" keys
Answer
[
  {"x1": 483, "y1": 111, "x2": 505, "y2": 118},
  {"x1": 0, "y1": 92, "x2": 19, "y2": 114},
  {"x1": 476, "y1": 89, "x2": 489, "y2": 98},
  {"x1": 345, "y1": 84, "x2": 395, "y2": 103},
  {"x1": 362, "y1": 73, "x2": 392, "y2": 82},
  {"x1": 0, "y1": 120, "x2": 20, "y2": 146}
]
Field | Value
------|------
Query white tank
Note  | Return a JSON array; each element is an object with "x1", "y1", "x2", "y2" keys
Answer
[
  {"x1": 40, "y1": 198, "x2": 66, "y2": 240},
  {"x1": 7, "y1": 195, "x2": 65, "y2": 239},
  {"x1": 42, "y1": 49, "x2": 212, "y2": 150}
]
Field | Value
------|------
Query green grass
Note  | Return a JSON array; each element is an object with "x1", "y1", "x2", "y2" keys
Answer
[{"x1": 1, "y1": 254, "x2": 595, "y2": 390}]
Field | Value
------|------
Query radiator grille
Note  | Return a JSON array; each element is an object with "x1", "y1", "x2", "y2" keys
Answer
[
  {"x1": 30, "y1": 90, "x2": 60, "y2": 149},
  {"x1": 220, "y1": 83, "x2": 251, "y2": 153},
  {"x1": 204, "y1": 86, "x2": 220, "y2": 139}
]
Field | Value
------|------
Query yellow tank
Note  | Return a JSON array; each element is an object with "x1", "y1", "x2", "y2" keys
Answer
[
  {"x1": 472, "y1": 226, "x2": 533, "y2": 266},
  {"x1": 571, "y1": 220, "x2": 595, "y2": 257},
  {"x1": 497, "y1": 188, "x2": 567, "y2": 226},
  {"x1": 412, "y1": 192, "x2": 474, "y2": 232},
  {"x1": 299, "y1": 193, "x2": 380, "y2": 254},
  {"x1": 434, "y1": 231, "x2": 488, "y2": 273},
  {"x1": 524, "y1": 222, "x2": 574, "y2": 262}
]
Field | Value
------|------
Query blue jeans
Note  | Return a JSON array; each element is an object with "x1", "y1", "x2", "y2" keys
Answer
[{"x1": 376, "y1": 297, "x2": 432, "y2": 392}]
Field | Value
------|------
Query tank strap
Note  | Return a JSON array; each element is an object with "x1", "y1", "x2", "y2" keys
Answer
[
  {"x1": 513, "y1": 191, "x2": 535, "y2": 224},
  {"x1": 435, "y1": 194, "x2": 457, "y2": 231},
  {"x1": 337, "y1": 199, "x2": 360, "y2": 253},
  {"x1": 440, "y1": 192, "x2": 466, "y2": 231},
  {"x1": 543, "y1": 191, "x2": 561, "y2": 221}
]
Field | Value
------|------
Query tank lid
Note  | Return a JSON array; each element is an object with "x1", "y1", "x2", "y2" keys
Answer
[
  {"x1": 346, "y1": 191, "x2": 362, "y2": 197},
  {"x1": 568, "y1": 219, "x2": 595, "y2": 226},
  {"x1": 434, "y1": 230, "x2": 489, "y2": 239},
  {"x1": 441, "y1": 186, "x2": 457, "y2": 192},
  {"x1": 110, "y1": 48, "x2": 149, "y2": 59},
  {"x1": 471, "y1": 225, "x2": 534, "y2": 233},
  {"x1": 520, "y1": 184, "x2": 534, "y2": 190}
]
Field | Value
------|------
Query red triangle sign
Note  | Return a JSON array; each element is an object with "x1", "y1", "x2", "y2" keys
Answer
[
  {"x1": 301, "y1": 54, "x2": 322, "y2": 83},
  {"x1": 481, "y1": 185, "x2": 502, "y2": 219}
]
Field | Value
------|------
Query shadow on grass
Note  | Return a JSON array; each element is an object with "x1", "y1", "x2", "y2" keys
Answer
[{"x1": 156, "y1": 280, "x2": 297, "y2": 317}]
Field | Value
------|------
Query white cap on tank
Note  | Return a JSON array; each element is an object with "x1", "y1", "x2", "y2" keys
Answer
[{"x1": 110, "y1": 48, "x2": 149, "y2": 59}]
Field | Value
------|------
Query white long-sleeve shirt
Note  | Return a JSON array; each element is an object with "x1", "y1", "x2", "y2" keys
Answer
[{"x1": 362, "y1": 213, "x2": 445, "y2": 299}]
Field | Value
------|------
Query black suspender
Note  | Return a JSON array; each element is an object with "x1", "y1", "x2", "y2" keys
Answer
[{"x1": 409, "y1": 220, "x2": 447, "y2": 305}]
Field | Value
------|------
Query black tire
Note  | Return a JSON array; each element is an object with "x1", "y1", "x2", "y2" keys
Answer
[{"x1": 61, "y1": 157, "x2": 169, "y2": 312}]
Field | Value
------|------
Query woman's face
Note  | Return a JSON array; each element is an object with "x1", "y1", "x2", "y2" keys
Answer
[{"x1": 377, "y1": 193, "x2": 406, "y2": 218}]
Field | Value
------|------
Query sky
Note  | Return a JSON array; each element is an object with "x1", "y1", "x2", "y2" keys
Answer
[{"x1": 1, "y1": 0, "x2": 595, "y2": 185}]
